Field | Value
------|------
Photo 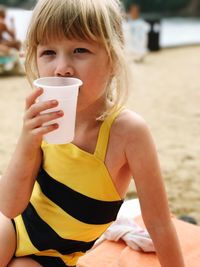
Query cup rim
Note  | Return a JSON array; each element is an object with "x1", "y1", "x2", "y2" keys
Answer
[{"x1": 33, "y1": 77, "x2": 83, "y2": 88}]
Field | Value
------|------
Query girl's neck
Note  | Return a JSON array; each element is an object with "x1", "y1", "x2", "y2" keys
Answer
[
  {"x1": 76, "y1": 99, "x2": 107, "y2": 129},
  {"x1": 73, "y1": 101, "x2": 105, "y2": 151}
]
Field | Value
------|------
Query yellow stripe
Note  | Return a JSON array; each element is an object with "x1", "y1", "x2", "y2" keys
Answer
[
  {"x1": 14, "y1": 215, "x2": 39, "y2": 257},
  {"x1": 41, "y1": 145, "x2": 121, "y2": 201},
  {"x1": 31, "y1": 182, "x2": 112, "y2": 241},
  {"x1": 34, "y1": 249, "x2": 84, "y2": 266}
]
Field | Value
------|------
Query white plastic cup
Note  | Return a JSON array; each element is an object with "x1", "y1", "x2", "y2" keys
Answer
[{"x1": 33, "y1": 77, "x2": 83, "y2": 144}]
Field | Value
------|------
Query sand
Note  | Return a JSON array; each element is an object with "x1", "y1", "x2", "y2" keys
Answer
[{"x1": 0, "y1": 46, "x2": 200, "y2": 223}]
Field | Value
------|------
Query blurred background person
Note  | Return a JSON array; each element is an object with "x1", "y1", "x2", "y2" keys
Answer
[
  {"x1": 123, "y1": 2, "x2": 150, "y2": 62},
  {"x1": 0, "y1": 5, "x2": 21, "y2": 52},
  {"x1": 0, "y1": 5, "x2": 23, "y2": 74}
]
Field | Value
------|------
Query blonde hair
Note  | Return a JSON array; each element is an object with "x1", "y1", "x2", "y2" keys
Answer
[{"x1": 25, "y1": 0, "x2": 131, "y2": 119}]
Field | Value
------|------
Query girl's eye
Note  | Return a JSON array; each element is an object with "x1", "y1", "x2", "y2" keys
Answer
[
  {"x1": 74, "y1": 48, "x2": 89, "y2": 54},
  {"x1": 41, "y1": 50, "x2": 55, "y2": 56}
]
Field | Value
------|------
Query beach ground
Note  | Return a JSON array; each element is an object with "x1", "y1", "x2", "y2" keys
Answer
[{"x1": 0, "y1": 45, "x2": 200, "y2": 223}]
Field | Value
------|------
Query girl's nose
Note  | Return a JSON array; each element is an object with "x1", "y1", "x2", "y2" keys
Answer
[{"x1": 55, "y1": 59, "x2": 74, "y2": 77}]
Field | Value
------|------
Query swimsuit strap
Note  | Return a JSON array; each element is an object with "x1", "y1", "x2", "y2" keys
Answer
[{"x1": 94, "y1": 107, "x2": 124, "y2": 161}]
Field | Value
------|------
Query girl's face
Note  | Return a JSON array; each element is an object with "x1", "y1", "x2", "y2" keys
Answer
[{"x1": 36, "y1": 37, "x2": 113, "y2": 112}]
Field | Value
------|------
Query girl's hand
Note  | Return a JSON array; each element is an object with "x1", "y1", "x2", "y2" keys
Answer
[{"x1": 20, "y1": 88, "x2": 63, "y2": 148}]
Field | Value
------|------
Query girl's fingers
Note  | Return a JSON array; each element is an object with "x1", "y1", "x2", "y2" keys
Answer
[
  {"x1": 23, "y1": 89, "x2": 64, "y2": 138},
  {"x1": 26, "y1": 110, "x2": 64, "y2": 129},
  {"x1": 25, "y1": 88, "x2": 43, "y2": 110},
  {"x1": 32, "y1": 123, "x2": 59, "y2": 136},
  {"x1": 25, "y1": 99, "x2": 59, "y2": 120}
]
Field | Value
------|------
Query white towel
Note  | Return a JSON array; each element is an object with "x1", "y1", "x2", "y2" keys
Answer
[{"x1": 93, "y1": 217, "x2": 155, "y2": 252}]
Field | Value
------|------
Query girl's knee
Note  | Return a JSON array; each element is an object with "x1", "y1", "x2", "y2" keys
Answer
[
  {"x1": 8, "y1": 257, "x2": 42, "y2": 267},
  {"x1": 0, "y1": 212, "x2": 16, "y2": 266}
]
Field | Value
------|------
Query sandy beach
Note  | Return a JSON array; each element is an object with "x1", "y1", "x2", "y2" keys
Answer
[{"x1": 0, "y1": 46, "x2": 200, "y2": 223}]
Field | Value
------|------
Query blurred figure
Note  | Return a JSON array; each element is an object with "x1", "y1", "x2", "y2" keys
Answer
[
  {"x1": 0, "y1": 5, "x2": 21, "y2": 52},
  {"x1": 0, "y1": 5, "x2": 24, "y2": 74},
  {"x1": 123, "y1": 2, "x2": 149, "y2": 62}
]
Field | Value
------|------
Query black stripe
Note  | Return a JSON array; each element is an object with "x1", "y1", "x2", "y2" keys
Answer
[
  {"x1": 30, "y1": 255, "x2": 69, "y2": 267},
  {"x1": 37, "y1": 168, "x2": 123, "y2": 224},
  {"x1": 22, "y1": 203, "x2": 96, "y2": 254}
]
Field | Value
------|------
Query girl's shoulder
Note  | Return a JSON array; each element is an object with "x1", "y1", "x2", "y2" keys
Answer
[
  {"x1": 107, "y1": 108, "x2": 153, "y2": 173},
  {"x1": 113, "y1": 108, "x2": 149, "y2": 139},
  {"x1": 108, "y1": 108, "x2": 152, "y2": 157},
  {"x1": 111, "y1": 109, "x2": 157, "y2": 175}
]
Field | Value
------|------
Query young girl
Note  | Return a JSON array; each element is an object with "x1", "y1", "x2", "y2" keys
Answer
[{"x1": 0, "y1": 0, "x2": 185, "y2": 266}]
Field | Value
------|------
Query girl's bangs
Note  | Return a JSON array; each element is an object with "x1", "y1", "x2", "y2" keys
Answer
[{"x1": 34, "y1": 8, "x2": 105, "y2": 44}]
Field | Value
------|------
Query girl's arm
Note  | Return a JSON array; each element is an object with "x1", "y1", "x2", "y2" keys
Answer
[
  {"x1": 125, "y1": 112, "x2": 185, "y2": 267},
  {"x1": 0, "y1": 88, "x2": 63, "y2": 218},
  {"x1": 0, "y1": 139, "x2": 42, "y2": 218}
]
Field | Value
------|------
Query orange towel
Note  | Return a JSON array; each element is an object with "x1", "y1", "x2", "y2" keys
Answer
[{"x1": 77, "y1": 217, "x2": 200, "y2": 267}]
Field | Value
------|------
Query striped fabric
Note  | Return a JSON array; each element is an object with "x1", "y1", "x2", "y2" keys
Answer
[{"x1": 14, "y1": 108, "x2": 124, "y2": 266}]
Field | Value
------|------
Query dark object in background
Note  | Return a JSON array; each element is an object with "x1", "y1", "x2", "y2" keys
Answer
[
  {"x1": 145, "y1": 18, "x2": 161, "y2": 51},
  {"x1": 0, "y1": 0, "x2": 36, "y2": 9},
  {"x1": 178, "y1": 215, "x2": 198, "y2": 225}
]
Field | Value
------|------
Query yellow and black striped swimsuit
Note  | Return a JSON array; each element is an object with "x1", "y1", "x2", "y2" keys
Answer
[{"x1": 13, "y1": 109, "x2": 123, "y2": 266}]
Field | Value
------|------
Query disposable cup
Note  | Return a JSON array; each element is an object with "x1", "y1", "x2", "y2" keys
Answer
[{"x1": 33, "y1": 77, "x2": 83, "y2": 144}]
